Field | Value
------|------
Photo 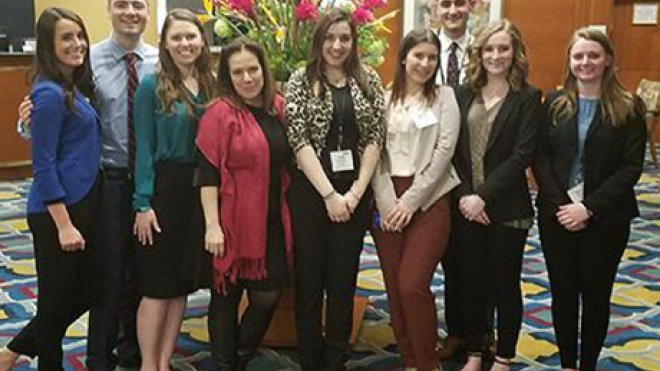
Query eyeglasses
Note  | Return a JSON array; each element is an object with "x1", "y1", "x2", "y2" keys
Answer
[{"x1": 438, "y1": 0, "x2": 468, "y2": 8}]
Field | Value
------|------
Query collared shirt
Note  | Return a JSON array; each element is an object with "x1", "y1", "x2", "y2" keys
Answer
[
  {"x1": 91, "y1": 36, "x2": 158, "y2": 168},
  {"x1": 436, "y1": 30, "x2": 471, "y2": 87}
]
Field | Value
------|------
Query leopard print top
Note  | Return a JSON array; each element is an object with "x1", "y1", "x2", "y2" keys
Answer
[{"x1": 285, "y1": 65, "x2": 386, "y2": 157}]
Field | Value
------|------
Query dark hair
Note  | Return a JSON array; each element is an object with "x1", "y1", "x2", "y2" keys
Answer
[
  {"x1": 390, "y1": 28, "x2": 441, "y2": 107},
  {"x1": 157, "y1": 8, "x2": 215, "y2": 115},
  {"x1": 33, "y1": 7, "x2": 95, "y2": 110},
  {"x1": 466, "y1": 19, "x2": 529, "y2": 92},
  {"x1": 305, "y1": 8, "x2": 372, "y2": 100},
  {"x1": 550, "y1": 27, "x2": 644, "y2": 127},
  {"x1": 216, "y1": 37, "x2": 277, "y2": 114}
]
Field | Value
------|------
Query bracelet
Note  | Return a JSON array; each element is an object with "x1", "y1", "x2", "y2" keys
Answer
[{"x1": 322, "y1": 189, "x2": 336, "y2": 200}]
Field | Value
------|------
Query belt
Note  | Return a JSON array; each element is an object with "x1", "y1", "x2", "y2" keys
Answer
[{"x1": 103, "y1": 167, "x2": 130, "y2": 181}]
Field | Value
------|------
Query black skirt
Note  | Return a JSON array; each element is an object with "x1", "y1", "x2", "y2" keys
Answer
[{"x1": 136, "y1": 161, "x2": 206, "y2": 298}]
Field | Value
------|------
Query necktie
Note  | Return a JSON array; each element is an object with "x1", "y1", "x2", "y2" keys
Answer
[
  {"x1": 124, "y1": 53, "x2": 139, "y2": 174},
  {"x1": 447, "y1": 42, "x2": 459, "y2": 89}
]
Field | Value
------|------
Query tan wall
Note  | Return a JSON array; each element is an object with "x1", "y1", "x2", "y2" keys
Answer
[{"x1": 34, "y1": 0, "x2": 159, "y2": 45}]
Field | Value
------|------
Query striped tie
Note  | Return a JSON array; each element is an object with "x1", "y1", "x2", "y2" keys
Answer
[{"x1": 124, "y1": 52, "x2": 139, "y2": 174}]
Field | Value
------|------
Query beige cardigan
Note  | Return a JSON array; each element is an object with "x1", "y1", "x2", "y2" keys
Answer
[{"x1": 371, "y1": 86, "x2": 461, "y2": 214}]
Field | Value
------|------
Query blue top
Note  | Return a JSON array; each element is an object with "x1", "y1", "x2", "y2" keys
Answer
[
  {"x1": 568, "y1": 98, "x2": 598, "y2": 187},
  {"x1": 28, "y1": 78, "x2": 102, "y2": 214},
  {"x1": 132, "y1": 74, "x2": 206, "y2": 210},
  {"x1": 91, "y1": 37, "x2": 159, "y2": 168}
]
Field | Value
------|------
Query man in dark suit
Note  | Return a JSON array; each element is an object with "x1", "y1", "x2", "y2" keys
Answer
[{"x1": 428, "y1": 0, "x2": 473, "y2": 360}]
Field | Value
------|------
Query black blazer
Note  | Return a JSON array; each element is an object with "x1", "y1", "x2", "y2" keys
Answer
[
  {"x1": 452, "y1": 83, "x2": 542, "y2": 222},
  {"x1": 532, "y1": 90, "x2": 647, "y2": 222}
]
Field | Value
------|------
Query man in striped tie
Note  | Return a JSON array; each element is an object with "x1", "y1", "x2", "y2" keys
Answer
[{"x1": 429, "y1": 0, "x2": 475, "y2": 362}]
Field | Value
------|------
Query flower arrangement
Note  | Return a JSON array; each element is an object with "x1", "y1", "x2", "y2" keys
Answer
[{"x1": 212, "y1": 0, "x2": 398, "y2": 81}]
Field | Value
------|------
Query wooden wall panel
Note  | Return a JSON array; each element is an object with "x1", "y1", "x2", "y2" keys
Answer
[
  {"x1": 504, "y1": 0, "x2": 578, "y2": 93},
  {"x1": 610, "y1": 0, "x2": 660, "y2": 91},
  {"x1": 505, "y1": 0, "x2": 659, "y2": 144},
  {"x1": 0, "y1": 56, "x2": 32, "y2": 179}
]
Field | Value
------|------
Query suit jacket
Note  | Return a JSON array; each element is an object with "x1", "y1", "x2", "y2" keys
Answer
[
  {"x1": 28, "y1": 78, "x2": 101, "y2": 214},
  {"x1": 452, "y1": 83, "x2": 541, "y2": 222},
  {"x1": 532, "y1": 90, "x2": 647, "y2": 222}
]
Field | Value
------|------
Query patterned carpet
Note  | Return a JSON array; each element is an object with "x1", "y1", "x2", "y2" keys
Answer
[{"x1": 0, "y1": 164, "x2": 658, "y2": 370}]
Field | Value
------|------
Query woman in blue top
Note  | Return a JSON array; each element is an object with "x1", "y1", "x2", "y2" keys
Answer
[
  {"x1": 533, "y1": 28, "x2": 646, "y2": 371},
  {"x1": 131, "y1": 9, "x2": 215, "y2": 371},
  {"x1": 0, "y1": 7, "x2": 102, "y2": 370}
]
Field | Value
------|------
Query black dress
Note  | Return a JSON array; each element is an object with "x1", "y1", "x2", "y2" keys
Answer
[{"x1": 196, "y1": 105, "x2": 291, "y2": 290}]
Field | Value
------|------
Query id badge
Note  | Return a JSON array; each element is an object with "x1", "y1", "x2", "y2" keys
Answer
[
  {"x1": 567, "y1": 182, "x2": 584, "y2": 203},
  {"x1": 330, "y1": 149, "x2": 354, "y2": 172},
  {"x1": 412, "y1": 108, "x2": 438, "y2": 129}
]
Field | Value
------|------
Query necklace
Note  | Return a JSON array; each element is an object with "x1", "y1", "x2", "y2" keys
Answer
[{"x1": 324, "y1": 69, "x2": 347, "y2": 88}]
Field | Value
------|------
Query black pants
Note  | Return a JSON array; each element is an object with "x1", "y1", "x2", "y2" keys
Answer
[
  {"x1": 8, "y1": 179, "x2": 101, "y2": 370},
  {"x1": 87, "y1": 170, "x2": 141, "y2": 370},
  {"x1": 289, "y1": 172, "x2": 371, "y2": 371},
  {"x1": 539, "y1": 215, "x2": 630, "y2": 370},
  {"x1": 452, "y1": 215, "x2": 528, "y2": 358},
  {"x1": 207, "y1": 286, "x2": 282, "y2": 371},
  {"x1": 441, "y1": 240, "x2": 463, "y2": 339}
]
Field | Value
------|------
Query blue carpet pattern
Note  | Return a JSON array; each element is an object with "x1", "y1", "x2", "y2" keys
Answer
[{"x1": 0, "y1": 165, "x2": 658, "y2": 370}]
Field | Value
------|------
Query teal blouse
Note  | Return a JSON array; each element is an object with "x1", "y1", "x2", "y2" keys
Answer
[{"x1": 133, "y1": 73, "x2": 206, "y2": 210}]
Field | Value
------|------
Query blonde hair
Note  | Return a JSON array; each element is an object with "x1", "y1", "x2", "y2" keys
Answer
[
  {"x1": 550, "y1": 27, "x2": 644, "y2": 127},
  {"x1": 465, "y1": 19, "x2": 529, "y2": 92}
]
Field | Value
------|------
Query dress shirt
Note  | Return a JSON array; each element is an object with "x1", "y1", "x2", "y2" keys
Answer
[
  {"x1": 436, "y1": 30, "x2": 471, "y2": 87},
  {"x1": 91, "y1": 36, "x2": 158, "y2": 168}
]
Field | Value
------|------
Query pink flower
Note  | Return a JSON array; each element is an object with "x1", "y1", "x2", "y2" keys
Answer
[
  {"x1": 295, "y1": 0, "x2": 319, "y2": 22},
  {"x1": 352, "y1": 6, "x2": 374, "y2": 24},
  {"x1": 362, "y1": 0, "x2": 387, "y2": 10},
  {"x1": 227, "y1": 0, "x2": 254, "y2": 15}
]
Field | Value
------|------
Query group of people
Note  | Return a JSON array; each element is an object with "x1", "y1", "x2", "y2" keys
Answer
[{"x1": 0, "y1": 0, "x2": 648, "y2": 371}]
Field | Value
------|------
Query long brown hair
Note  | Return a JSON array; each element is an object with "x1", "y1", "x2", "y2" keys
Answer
[
  {"x1": 389, "y1": 28, "x2": 441, "y2": 108},
  {"x1": 305, "y1": 8, "x2": 373, "y2": 101},
  {"x1": 550, "y1": 27, "x2": 644, "y2": 127},
  {"x1": 33, "y1": 7, "x2": 95, "y2": 110},
  {"x1": 156, "y1": 8, "x2": 215, "y2": 115},
  {"x1": 216, "y1": 37, "x2": 277, "y2": 114},
  {"x1": 465, "y1": 19, "x2": 529, "y2": 92}
]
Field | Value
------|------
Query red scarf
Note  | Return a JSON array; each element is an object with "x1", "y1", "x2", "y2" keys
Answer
[{"x1": 196, "y1": 95, "x2": 293, "y2": 292}]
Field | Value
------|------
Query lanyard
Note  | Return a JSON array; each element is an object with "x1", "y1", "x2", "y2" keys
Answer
[{"x1": 332, "y1": 85, "x2": 351, "y2": 150}]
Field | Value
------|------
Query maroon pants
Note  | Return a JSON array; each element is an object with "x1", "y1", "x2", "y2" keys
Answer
[{"x1": 371, "y1": 177, "x2": 451, "y2": 370}]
